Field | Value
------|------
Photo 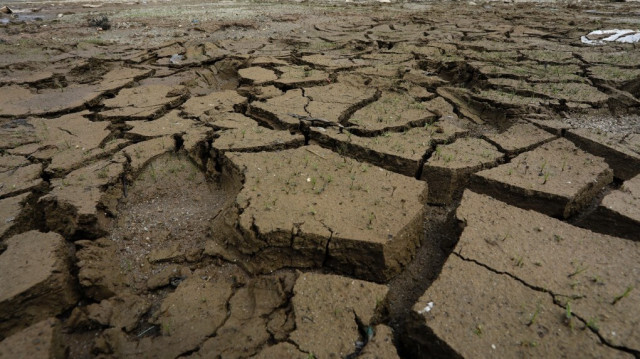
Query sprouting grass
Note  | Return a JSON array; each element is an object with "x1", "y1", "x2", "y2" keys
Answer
[
  {"x1": 513, "y1": 255, "x2": 524, "y2": 268},
  {"x1": 473, "y1": 324, "x2": 483, "y2": 336},
  {"x1": 565, "y1": 301, "x2": 574, "y2": 330},
  {"x1": 612, "y1": 286, "x2": 633, "y2": 305},
  {"x1": 568, "y1": 263, "x2": 588, "y2": 278},
  {"x1": 527, "y1": 303, "x2": 541, "y2": 326}
]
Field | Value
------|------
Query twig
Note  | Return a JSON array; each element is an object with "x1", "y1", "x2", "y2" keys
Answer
[
  {"x1": 137, "y1": 325, "x2": 156, "y2": 337},
  {"x1": 305, "y1": 148, "x2": 326, "y2": 159}
]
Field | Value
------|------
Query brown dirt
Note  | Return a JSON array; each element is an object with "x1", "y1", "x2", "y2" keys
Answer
[
  {"x1": 471, "y1": 138, "x2": 613, "y2": 218},
  {"x1": 1, "y1": 0, "x2": 640, "y2": 358}
]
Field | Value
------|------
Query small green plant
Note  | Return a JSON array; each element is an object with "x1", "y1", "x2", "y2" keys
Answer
[
  {"x1": 473, "y1": 324, "x2": 483, "y2": 336},
  {"x1": 366, "y1": 212, "x2": 376, "y2": 230},
  {"x1": 565, "y1": 301, "x2": 574, "y2": 330},
  {"x1": 520, "y1": 340, "x2": 538, "y2": 348},
  {"x1": 612, "y1": 286, "x2": 633, "y2": 305},
  {"x1": 586, "y1": 318, "x2": 599, "y2": 331},
  {"x1": 542, "y1": 172, "x2": 551, "y2": 185},
  {"x1": 528, "y1": 303, "x2": 541, "y2": 326},
  {"x1": 513, "y1": 255, "x2": 524, "y2": 268},
  {"x1": 162, "y1": 322, "x2": 171, "y2": 336},
  {"x1": 568, "y1": 263, "x2": 588, "y2": 278}
]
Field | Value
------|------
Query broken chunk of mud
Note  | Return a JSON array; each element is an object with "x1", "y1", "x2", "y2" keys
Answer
[
  {"x1": 0, "y1": 318, "x2": 66, "y2": 359},
  {"x1": 247, "y1": 88, "x2": 308, "y2": 129},
  {"x1": 347, "y1": 91, "x2": 436, "y2": 135},
  {"x1": 97, "y1": 275, "x2": 232, "y2": 358},
  {"x1": 0, "y1": 192, "x2": 30, "y2": 239},
  {"x1": 0, "y1": 67, "x2": 152, "y2": 117},
  {"x1": 0, "y1": 153, "x2": 29, "y2": 171},
  {"x1": 289, "y1": 272, "x2": 389, "y2": 358},
  {"x1": 451, "y1": 190, "x2": 640, "y2": 353},
  {"x1": 305, "y1": 82, "x2": 380, "y2": 125},
  {"x1": 422, "y1": 137, "x2": 503, "y2": 205},
  {"x1": 84, "y1": 294, "x2": 151, "y2": 332},
  {"x1": 273, "y1": 65, "x2": 329, "y2": 88},
  {"x1": 471, "y1": 138, "x2": 613, "y2": 218},
  {"x1": 589, "y1": 66, "x2": 640, "y2": 97},
  {"x1": 76, "y1": 238, "x2": 126, "y2": 301},
  {"x1": 0, "y1": 231, "x2": 77, "y2": 339},
  {"x1": 237, "y1": 66, "x2": 278, "y2": 85},
  {"x1": 301, "y1": 54, "x2": 367, "y2": 71},
  {"x1": 311, "y1": 118, "x2": 467, "y2": 178},
  {"x1": 125, "y1": 110, "x2": 202, "y2": 140},
  {"x1": 212, "y1": 119, "x2": 304, "y2": 154},
  {"x1": 180, "y1": 89, "x2": 247, "y2": 120},
  {"x1": 213, "y1": 145, "x2": 426, "y2": 281},
  {"x1": 188, "y1": 273, "x2": 292, "y2": 358},
  {"x1": 566, "y1": 127, "x2": 640, "y2": 181},
  {"x1": 40, "y1": 158, "x2": 125, "y2": 238},
  {"x1": 120, "y1": 136, "x2": 175, "y2": 173},
  {"x1": 488, "y1": 78, "x2": 610, "y2": 107},
  {"x1": 483, "y1": 122, "x2": 556, "y2": 156},
  {"x1": 98, "y1": 84, "x2": 188, "y2": 121},
  {"x1": 11, "y1": 112, "x2": 115, "y2": 178},
  {"x1": 0, "y1": 163, "x2": 44, "y2": 199},
  {"x1": 581, "y1": 173, "x2": 640, "y2": 241},
  {"x1": 407, "y1": 255, "x2": 631, "y2": 359}
]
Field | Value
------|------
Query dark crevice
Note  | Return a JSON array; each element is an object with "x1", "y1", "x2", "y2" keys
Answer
[{"x1": 391, "y1": 204, "x2": 462, "y2": 358}]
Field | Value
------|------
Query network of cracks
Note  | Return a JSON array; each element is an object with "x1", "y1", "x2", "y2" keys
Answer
[{"x1": 0, "y1": 2, "x2": 639, "y2": 358}]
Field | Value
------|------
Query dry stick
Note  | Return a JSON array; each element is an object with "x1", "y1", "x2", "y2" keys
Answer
[
  {"x1": 305, "y1": 148, "x2": 326, "y2": 159},
  {"x1": 137, "y1": 325, "x2": 156, "y2": 337}
]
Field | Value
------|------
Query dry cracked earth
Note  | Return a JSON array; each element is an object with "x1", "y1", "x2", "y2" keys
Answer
[{"x1": 0, "y1": 0, "x2": 640, "y2": 358}]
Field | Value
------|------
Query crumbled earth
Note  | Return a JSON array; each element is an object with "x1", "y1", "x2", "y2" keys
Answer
[{"x1": 1, "y1": 0, "x2": 639, "y2": 358}]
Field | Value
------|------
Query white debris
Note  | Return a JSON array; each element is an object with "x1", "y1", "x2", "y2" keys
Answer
[
  {"x1": 581, "y1": 29, "x2": 640, "y2": 45},
  {"x1": 418, "y1": 301, "x2": 434, "y2": 314},
  {"x1": 492, "y1": 344, "x2": 496, "y2": 350}
]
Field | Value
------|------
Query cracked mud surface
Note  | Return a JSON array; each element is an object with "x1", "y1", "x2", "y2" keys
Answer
[{"x1": 1, "y1": 0, "x2": 640, "y2": 358}]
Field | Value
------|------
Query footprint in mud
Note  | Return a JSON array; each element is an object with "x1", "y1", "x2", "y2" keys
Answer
[{"x1": 109, "y1": 152, "x2": 230, "y2": 293}]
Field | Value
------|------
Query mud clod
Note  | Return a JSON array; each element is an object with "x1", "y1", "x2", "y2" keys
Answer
[
  {"x1": 0, "y1": 231, "x2": 77, "y2": 339},
  {"x1": 213, "y1": 145, "x2": 426, "y2": 281}
]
